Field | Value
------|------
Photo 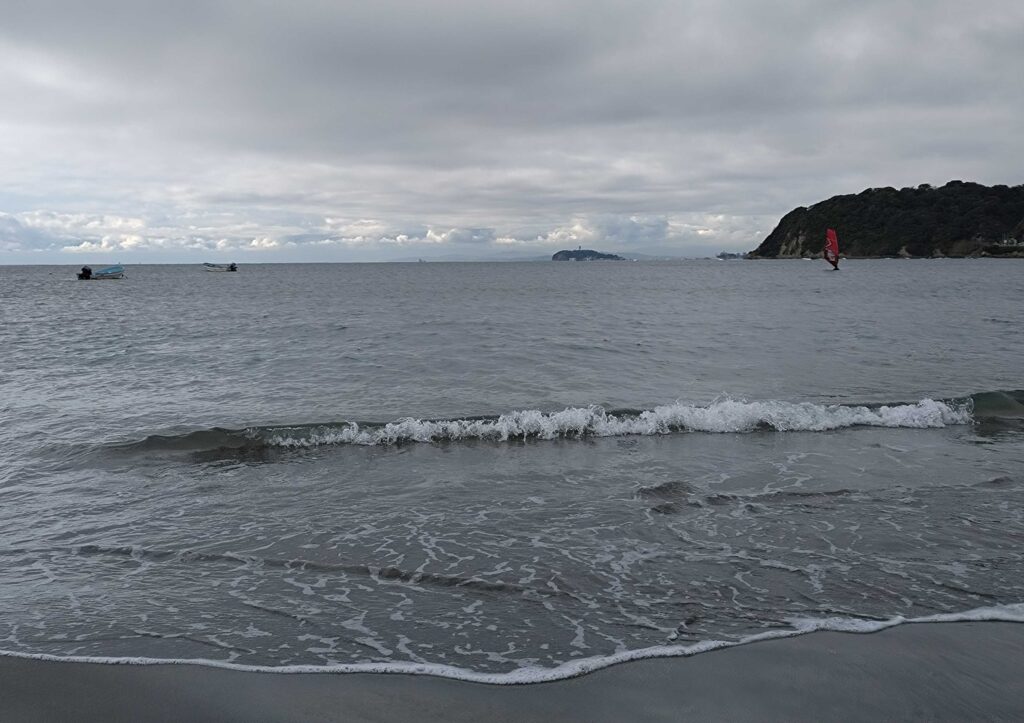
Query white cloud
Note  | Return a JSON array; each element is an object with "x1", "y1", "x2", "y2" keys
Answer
[
  {"x1": 0, "y1": 206, "x2": 811, "y2": 261},
  {"x1": 21, "y1": 211, "x2": 145, "y2": 234},
  {"x1": 248, "y1": 237, "x2": 281, "y2": 249},
  {"x1": 62, "y1": 238, "x2": 120, "y2": 253}
]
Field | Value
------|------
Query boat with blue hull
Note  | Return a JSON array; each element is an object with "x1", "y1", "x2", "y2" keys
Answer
[{"x1": 77, "y1": 265, "x2": 124, "y2": 280}]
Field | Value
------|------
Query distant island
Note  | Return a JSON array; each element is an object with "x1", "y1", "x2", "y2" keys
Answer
[
  {"x1": 552, "y1": 249, "x2": 625, "y2": 261},
  {"x1": 749, "y1": 180, "x2": 1024, "y2": 259}
]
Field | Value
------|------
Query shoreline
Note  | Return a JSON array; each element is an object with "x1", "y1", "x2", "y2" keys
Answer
[{"x1": 3, "y1": 621, "x2": 1022, "y2": 722}]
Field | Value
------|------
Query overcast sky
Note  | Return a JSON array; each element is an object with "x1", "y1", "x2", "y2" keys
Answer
[{"x1": 1, "y1": 0, "x2": 1022, "y2": 263}]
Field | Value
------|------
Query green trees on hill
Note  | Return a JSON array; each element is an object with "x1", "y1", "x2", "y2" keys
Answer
[
  {"x1": 750, "y1": 181, "x2": 1024, "y2": 258},
  {"x1": 552, "y1": 249, "x2": 625, "y2": 261}
]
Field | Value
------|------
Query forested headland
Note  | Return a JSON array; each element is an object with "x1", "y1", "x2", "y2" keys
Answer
[{"x1": 750, "y1": 181, "x2": 1024, "y2": 258}]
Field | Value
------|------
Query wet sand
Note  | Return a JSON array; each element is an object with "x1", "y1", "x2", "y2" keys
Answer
[{"x1": 2, "y1": 622, "x2": 1022, "y2": 722}]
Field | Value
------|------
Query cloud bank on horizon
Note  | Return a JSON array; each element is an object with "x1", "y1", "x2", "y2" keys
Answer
[{"x1": 1, "y1": 0, "x2": 1022, "y2": 262}]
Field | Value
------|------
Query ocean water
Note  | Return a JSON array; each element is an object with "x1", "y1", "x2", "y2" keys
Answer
[{"x1": 1, "y1": 259, "x2": 1022, "y2": 682}]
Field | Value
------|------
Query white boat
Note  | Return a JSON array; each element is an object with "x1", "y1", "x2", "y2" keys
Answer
[{"x1": 203, "y1": 262, "x2": 238, "y2": 272}]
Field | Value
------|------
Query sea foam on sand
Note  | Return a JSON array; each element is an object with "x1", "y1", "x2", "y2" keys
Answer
[
  {"x1": 1, "y1": 602, "x2": 1020, "y2": 685},
  {"x1": 3, "y1": 620, "x2": 1024, "y2": 723}
]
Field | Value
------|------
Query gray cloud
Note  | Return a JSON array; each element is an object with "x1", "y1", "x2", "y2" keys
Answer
[{"x1": 1, "y1": 1, "x2": 1022, "y2": 262}]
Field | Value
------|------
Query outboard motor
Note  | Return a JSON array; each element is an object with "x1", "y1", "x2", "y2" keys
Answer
[{"x1": 77, "y1": 266, "x2": 93, "y2": 280}]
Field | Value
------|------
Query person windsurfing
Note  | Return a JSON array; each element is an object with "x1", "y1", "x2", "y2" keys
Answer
[{"x1": 824, "y1": 228, "x2": 840, "y2": 270}]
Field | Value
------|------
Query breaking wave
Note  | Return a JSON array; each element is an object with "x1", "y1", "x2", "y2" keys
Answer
[{"x1": 107, "y1": 392, "x2": 1010, "y2": 454}]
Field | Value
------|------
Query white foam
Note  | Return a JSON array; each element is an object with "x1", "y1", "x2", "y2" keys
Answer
[
  {"x1": 2, "y1": 602, "x2": 1019, "y2": 685},
  {"x1": 261, "y1": 398, "x2": 973, "y2": 448}
]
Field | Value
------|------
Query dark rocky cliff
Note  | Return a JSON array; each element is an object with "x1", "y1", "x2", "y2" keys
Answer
[{"x1": 750, "y1": 181, "x2": 1024, "y2": 258}]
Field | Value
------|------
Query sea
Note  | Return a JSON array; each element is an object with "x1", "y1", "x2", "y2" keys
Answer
[{"x1": 1, "y1": 258, "x2": 1022, "y2": 683}]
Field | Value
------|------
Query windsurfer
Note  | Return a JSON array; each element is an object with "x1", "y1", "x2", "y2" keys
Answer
[{"x1": 824, "y1": 229, "x2": 840, "y2": 270}]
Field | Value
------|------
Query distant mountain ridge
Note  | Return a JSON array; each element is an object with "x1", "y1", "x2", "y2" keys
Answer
[{"x1": 750, "y1": 181, "x2": 1024, "y2": 258}]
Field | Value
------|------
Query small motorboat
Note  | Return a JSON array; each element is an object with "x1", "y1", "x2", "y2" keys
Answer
[
  {"x1": 78, "y1": 265, "x2": 124, "y2": 280},
  {"x1": 203, "y1": 262, "x2": 238, "y2": 272}
]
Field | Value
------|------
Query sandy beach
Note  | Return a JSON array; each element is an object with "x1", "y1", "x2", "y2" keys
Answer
[{"x1": 2, "y1": 621, "x2": 1022, "y2": 722}]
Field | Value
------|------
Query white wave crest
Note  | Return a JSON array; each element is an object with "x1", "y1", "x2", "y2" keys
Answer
[{"x1": 259, "y1": 398, "x2": 973, "y2": 448}]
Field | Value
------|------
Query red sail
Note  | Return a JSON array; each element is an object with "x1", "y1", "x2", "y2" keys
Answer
[{"x1": 824, "y1": 228, "x2": 840, "y2": 269}]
